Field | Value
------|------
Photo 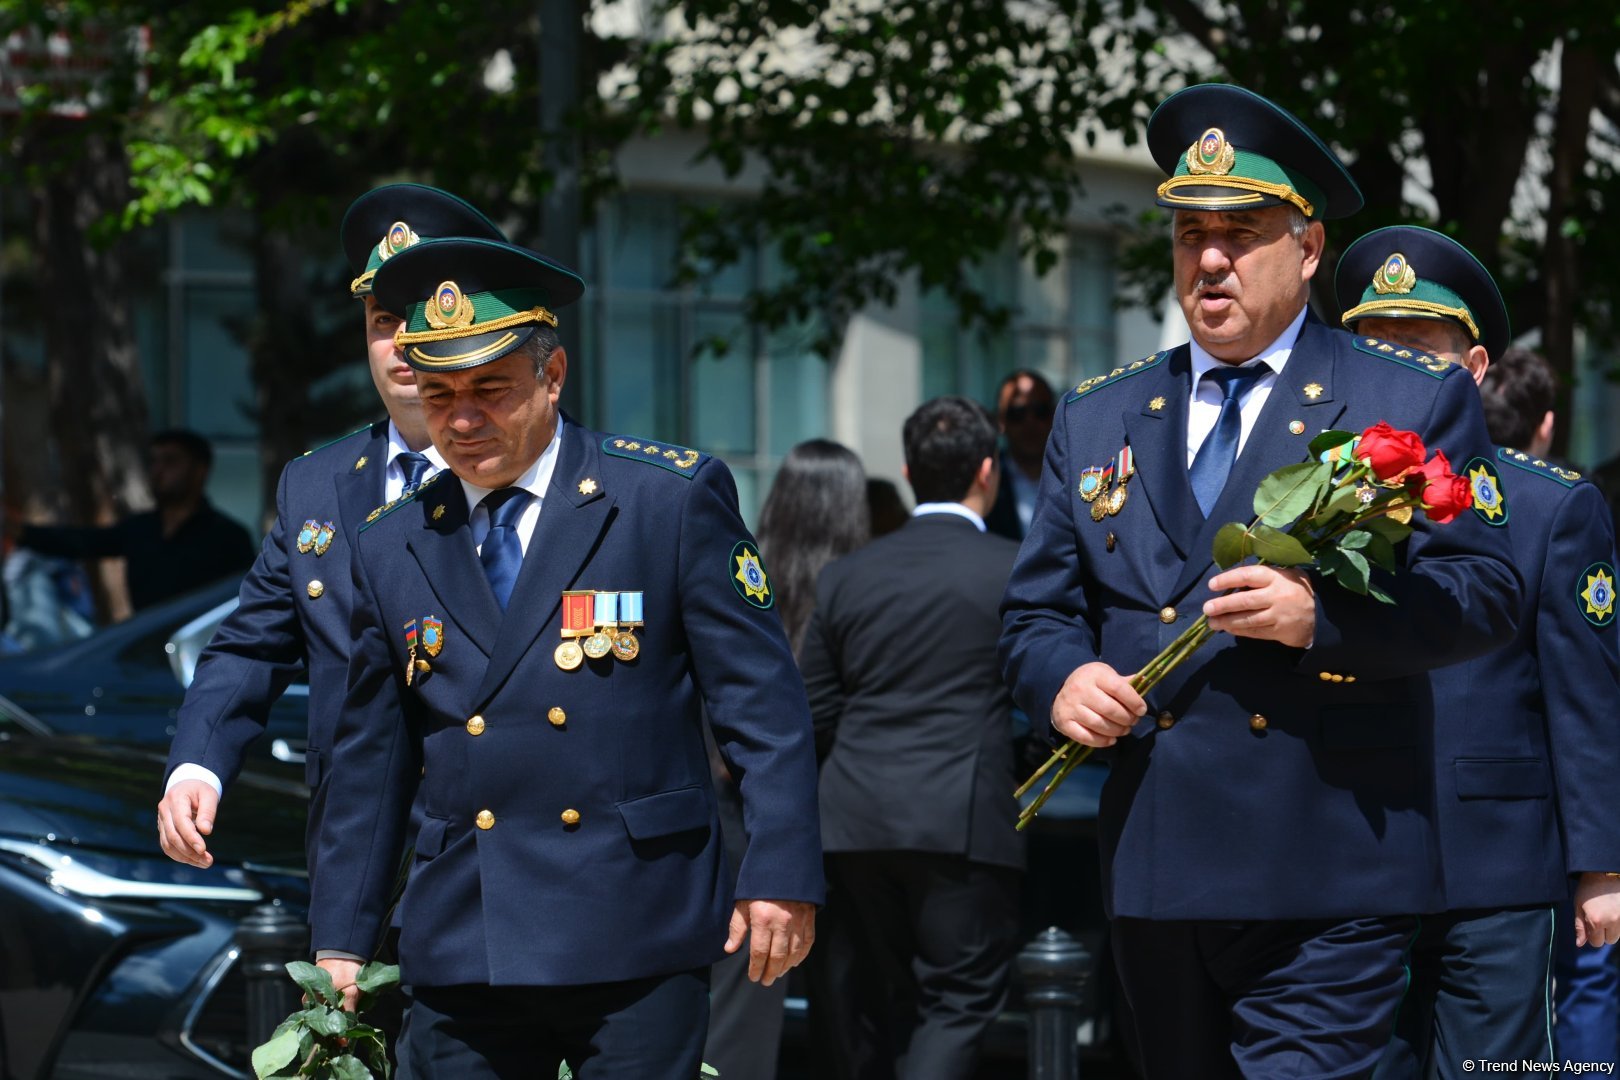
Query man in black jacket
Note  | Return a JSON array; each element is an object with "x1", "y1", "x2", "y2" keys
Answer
[{"x1": 800, "y1": 395, "x2": 1025, "y2": 1080}]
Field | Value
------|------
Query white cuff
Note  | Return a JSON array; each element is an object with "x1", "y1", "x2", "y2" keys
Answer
[
  {"x1": 315, "y1": 950, "x2": 365, "y2": 962},
  {"x1": 165, "y1": 763, "x2": 223, "y2": 797}
]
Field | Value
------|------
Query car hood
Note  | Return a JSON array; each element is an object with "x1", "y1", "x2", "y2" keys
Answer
[{"x1": 0, "y1": 734, "x2": 307, "y2": 868}]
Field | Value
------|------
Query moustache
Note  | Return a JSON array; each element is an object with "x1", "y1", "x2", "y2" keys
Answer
[{"x1": 1195, "y1": 275, "x2": 1234, "y2": 294}]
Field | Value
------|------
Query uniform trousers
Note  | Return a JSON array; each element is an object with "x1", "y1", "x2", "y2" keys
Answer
[
  {"x1": 1112, "y1": 914, "x2": 1418, "y2": 1079},
  {"x1": 1554, "y1": 898, "x2": 1620, "y2": 1067},
  {"x1": 822, "y1": 851, "x2": 1020, "y2": 1080},
  {"x1": 1375, "y1": 906, "x2": 1555, "y2": 1078},
  {"x1": 401, "y1": 970, "x2": 708, "y2": 1080}
]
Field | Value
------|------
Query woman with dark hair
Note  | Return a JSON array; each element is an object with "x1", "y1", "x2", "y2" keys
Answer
[
  {"x1": 755, "y1": 438, "x2": 871, "y2": 656},
  {"x1": 704, "y1": 437, "x2": 869, "y2": 1080}
]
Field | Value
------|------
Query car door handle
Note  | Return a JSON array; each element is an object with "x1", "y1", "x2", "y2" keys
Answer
[{"x1": 270, "y1": 738, "x2": 308, "y2": 765}]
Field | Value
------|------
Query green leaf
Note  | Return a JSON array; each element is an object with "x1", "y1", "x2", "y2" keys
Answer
[
  {"x1": 1212, "y1": 522, "x2": 1250, "y2": 569},
  {"x1": 286, "y1": 961, "x2": 344, "y2": 1008},
  {"x1": 702, "y1": 1066, "x2": 721, "y2": 1077},
  {"x1": 1319, "y1": 547, "x2": 1370, "y2": 594},
  {"x1": 1363, "y1": 532, "x2": 1398, "y2": 572},
  {"x1": 1307, "y1": 429, "x2": 1356, "y2": 458},
  {"x1": 325, "y1": 1055, "x2": 372, "y2": 1080},
  {"x1": 1249, "y1": 524, "x2": 1314, "y2": 567},
  {"x1": 354, "y1": 962, "x2": 401, "y2": 994},
  {"x1": 1253, "y1": 461, "x2": 1330, "y2": 528},
  {"x1": 1367, "y1": 582, "x2": 1397, "y2": 605},
  {"x1": 560, "y1": 1065, "x2": 574, "y2": 1080},
  {"x1": 1338, "y1": 529, "x2": 1373, "y2": 551},
  {"x1": 1360, "y1": 516, "x2": 1414, "y2": 546},
  {"x1": 251, "y1": 1028, "x2": 302, "y2": 1079},
  {"x1": 304, "y1": 1004, "x2": 354, "y2": 1038},
  {"x1": 1320, "y1": 485, "x2": 1365, "y2": 519}
]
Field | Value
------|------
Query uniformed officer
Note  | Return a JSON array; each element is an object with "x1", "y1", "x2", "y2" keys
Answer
[
  {"x1": 1334, "y1": 226, "x2": 1620, "y2": 1076},
  {"x1": 156, "y1": 184, "x2": 506, "y2": 874},
  {"x1": 310, "y1": 237, "x2": 822, "y2": 1078},
  {"x1": 999, "y1": 84, "x2": 1522, "y2": 1077}
]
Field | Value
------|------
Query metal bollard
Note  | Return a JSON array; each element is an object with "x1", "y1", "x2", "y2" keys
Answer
[
  {"x1": 237, "y1": 900, "x2": 310, "y2": 1050},
  {"x1": 1019, "y1": 926, "x2": 1091, "y2": 1080}
]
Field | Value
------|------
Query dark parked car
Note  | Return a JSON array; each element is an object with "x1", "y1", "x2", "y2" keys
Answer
[
  {"x1": 0, "y1": 690, "x2": 309, "y2": 1079},
  {"x1": 0, "y1": 581, "x2": 308, "y2": 773}
]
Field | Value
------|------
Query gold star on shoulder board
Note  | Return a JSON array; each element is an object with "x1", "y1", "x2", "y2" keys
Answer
[
  {"x1": 1148, "y1": 396, "x2": 1166, "y2": 412},
  {"x1": 578, "y1": 478, "x2": 598, "y2": 496},
  {"x1": 432, "y1": 504, "x2": 446, "y2": 520},
  {"x1": 354, "y1": 455, "x2": 369, "y2": 471},
  {"x1": 1303, "y1": 383, "x2": 1324, "y2": 400}
]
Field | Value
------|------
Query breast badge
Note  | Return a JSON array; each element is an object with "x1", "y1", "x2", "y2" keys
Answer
[{"x1": 557, "y1": 590, "x2": 646, "y2": 668}]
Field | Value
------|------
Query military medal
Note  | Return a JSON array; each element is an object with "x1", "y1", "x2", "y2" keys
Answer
[
  {"x1": 313, "y1": 521, "x2": 336, "y2": 556},
  {"x1": 613, "y1": 591, "x2": 643, "y2": 661},
  {"x1": 556, "y1": 591, "x2": 592, "y2": 670},
  {"x1": 1106, "y1": 447, "x2": 1134, "y2": 516},
  {"x1": 1078, "y1": 467, "x2": 1108, "y2": 503},
  {"x1": 422, "y1": 616, "x2": 444, "y2": 657},
  {"x1": 296, "y1": 520, "x2": 320, "y2": 554},
  {"x1": 1088, "y1": 463, "x2": 1114, "y2": 522},
  {"x1": 584, "y1": 592, "x2": 617, "y2": 660},
  {"x1": 403, "y1": 619, "x2": 419, "y2": 687}
]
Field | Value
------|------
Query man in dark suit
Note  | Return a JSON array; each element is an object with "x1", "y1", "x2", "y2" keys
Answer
[
  {"x1": 156, "y1": 184, "x2": 506, "y2": 875},
  {"x1": 999, "y1": 84, "x2": 1522, "y2": 1077},
  {"x1": 985, "y1": 370, "x2": 1055, "y2": 541},
  {"x1": 1333, "y1": 228, "x2": 1620, "y2": 1076},
  {"x1": 311, "y1": 237, "x2": 822, "y2": 1078},
  {"x1": 800, "y1": 396, "x2": 1024, "y2": 1080}
]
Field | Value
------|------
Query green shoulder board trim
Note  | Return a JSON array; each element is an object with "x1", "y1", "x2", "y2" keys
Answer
[
  {"x1": 1351, "y1": 336, "x2": 1454, "y2": 379},
  {"x1": 602, "y1": 436, "x2": 708, "y2": 478},
  {"x1": 302, "y1": 421, "x2": 379, "y2": 457},
  {"x1": 1496, "y1": 446, "x2": 1583, "y2": 489},
  {"x1": 360, "y1": 470, "x2": 446, "y2": 532},
  {"x1": 1069, "y1": 351, "x2": 1169, "y2": 402}
]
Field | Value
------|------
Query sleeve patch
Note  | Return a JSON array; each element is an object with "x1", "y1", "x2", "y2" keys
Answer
[
  {"x1": 602, "y1": 436, "x2": 707, "y2": 477},
  {"x1": 1351, "y1": 336, "x2": 1454, "y2": 379},
  {"x1": 1464, "y1": 457, "x2": 1508, "y2": 526},
  {"x1": 730, "y1": 541, "x2": 773, "y2": 609},
  {"x1": 1579, "y1": 563, "x2": 1616, "y2": 628}
]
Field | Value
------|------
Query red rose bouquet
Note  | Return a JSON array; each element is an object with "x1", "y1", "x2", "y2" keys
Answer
[{"x1": 1016, "y1": 423, "x2": 1471, "y2": 829}]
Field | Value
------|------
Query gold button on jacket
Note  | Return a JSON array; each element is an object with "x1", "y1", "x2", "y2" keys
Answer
[
  {"x1": 475, "y1": 810, "x2": 495, "y2": 830},
  {"x1": 466, "y1": 715, "x2": 486, "y2": 736},
  {"x1": 1156, "y1": 710, "x2": 1176, "y2": 730},
  {"x1": 1249, "y1": 714, "x2": 1268, "y2": 731},
  {"x1": 560, "y1": 808, "x2": 581, "y2": 826},
  {"x1": 548, "y1": 707, "x2": 567, "y2": 727},
  {"x1": 1159, "y1": 607, "x2": 1178, "y2": 624}
]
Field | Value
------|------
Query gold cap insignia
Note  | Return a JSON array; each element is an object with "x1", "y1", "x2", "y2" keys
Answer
[
  {"x1": 379, "y1": 221, "x2": 420, "y2": 261},
  {"x1": 1372, "y1": 252, "x2": 1417, "y2": 295},
  {"x1": 1186, "y1": 127, "x2": 1236, "y2": 176},
  {"x1": 424, "y1": 280, "x2": 476, "y2": 330}
]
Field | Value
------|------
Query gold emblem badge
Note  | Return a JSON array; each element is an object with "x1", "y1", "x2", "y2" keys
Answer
[
  {"x1": 1148, "y1": 396, "x2": 1166, "y2": 412},
  {"x1": 1372, "y1": 252, "x2": 1417, "y2": 295},
  {"x1": 378, "y1": 221, "x2": 420, "y2": 261},
  {"x1": 732, "y1": 544, "x2": 773, "y2": 608},
  {"x1": 1186, "y1": 127, "x2": 1236, "y2": 176},
  {"x1": 1581, "y1": 565, "x2": 1616, "y2": 627},
  {"x1": 1303, "y1": 383, "x2": 1324, "y2": 400},
  {"x1": 424, "y1": 280, "x2": 476, "y2": 329},
  {"x1": 578, "y1": 478, "x2": 598, "y2": 495},
  {"x1": 554, "y1": 639, "x2": 584, "y2": 670},
  {"x1": 354, "y1": 456, "x2": 368, "y2": 471},
  {"x1": 432, "y1": 504, "x2": 446, "y2": 521}
]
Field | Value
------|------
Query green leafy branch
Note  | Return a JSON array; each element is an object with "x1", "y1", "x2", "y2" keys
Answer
[{"x1": 251, "y1": 960, "x2": 398, "y2": 1080}]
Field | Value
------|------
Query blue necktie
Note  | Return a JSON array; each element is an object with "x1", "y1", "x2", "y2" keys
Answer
[
  {"x1": 395, "y1": 451, "x2": 433, "y2": 495},
  {"x1": 479, "y1": 488, "x2": 532, "y2": 613},
  {"x1": 1189, "y1": 364, "x2": 1267, "y2": 516}
]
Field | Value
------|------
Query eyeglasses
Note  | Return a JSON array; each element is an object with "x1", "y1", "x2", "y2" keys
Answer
[{"x1": 1004, "y1": 402, "x2": 1054, "y2": 425}]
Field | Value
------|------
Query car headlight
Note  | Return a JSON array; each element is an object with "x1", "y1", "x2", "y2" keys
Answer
[{"x1": 0, "y1": 838, "x2": 263, "y2": 902}]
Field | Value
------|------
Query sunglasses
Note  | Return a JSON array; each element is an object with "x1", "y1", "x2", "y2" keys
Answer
[{"x1": 1004, "y1": 403, "x2": 1054, "y2": 425}]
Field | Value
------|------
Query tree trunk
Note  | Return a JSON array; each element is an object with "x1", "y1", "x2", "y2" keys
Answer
[
  {"x1": 1542, "y1": 39, "x2": 1596, "y2": 459},
  {"x1": 26, "y1": 119, "x2": 151, "y2": 620}
]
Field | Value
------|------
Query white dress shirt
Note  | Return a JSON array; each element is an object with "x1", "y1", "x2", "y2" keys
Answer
[
  {"x1": 913, "y1": 501, "x2": 987, "y2": 532},
  {"x1": 459, "y1": 418, "x2": 563, "y2": 558},
  {"x1": 1185, "y1": 306, "x2": 1308, "y2": 466}
]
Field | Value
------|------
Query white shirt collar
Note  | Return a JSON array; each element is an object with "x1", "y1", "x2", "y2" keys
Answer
[
  {"x1": 384, "y1": 419, "x2": 447, "y2": 472},
  {"x1": 913, "y1": 502, "x2": 987, "y2": 532},
  {"x1": 459, "y1": 416, "x2": 565, "y2": 514},
  {"x1": 1188, "y1": 306, "x2": 1308, "y2": 383}
]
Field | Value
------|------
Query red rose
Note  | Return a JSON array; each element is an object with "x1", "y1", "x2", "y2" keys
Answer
[
  {"x1": 1417, "y1": 452, "x2": 1473, "y2": 524},
  {"x1": 1408, "y1": 449, "x2": 1454, "y2": 491},
  {"x1": 1357, "y1": 422, "x2": 1427, "y2": 481}
]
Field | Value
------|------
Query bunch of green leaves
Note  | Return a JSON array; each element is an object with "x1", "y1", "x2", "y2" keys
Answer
[
  {"x1": 251, "y1": 960, "x2": 399, "y2": 1080},
  {"x1": 1211, "y1": 430, "x2": 1418, "y2": 605}
]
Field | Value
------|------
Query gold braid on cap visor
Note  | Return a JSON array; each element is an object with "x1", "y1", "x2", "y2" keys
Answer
[
  {"x1": 394, "y1": 306, "x2": 559, "y2": 346},
  {"x1": 1156, "y1": 174, "x2": 1315, "y2": 219},
  {"x1": 350, "y1": 270, "x2": 376, "y2": 295},
  {"x1": 1341, "y1": 299, "x2": 1481, "y2": 343}
]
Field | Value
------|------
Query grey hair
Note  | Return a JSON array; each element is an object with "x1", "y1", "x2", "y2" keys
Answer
[
  {"x1": 1286, "y1": 206, "x2": 1310, "y2": 238},
  {"x1": 516, "y1": 325, "x2": 563, "y2": 377}
]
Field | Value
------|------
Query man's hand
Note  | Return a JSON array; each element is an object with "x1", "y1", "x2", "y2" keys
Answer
[
  {"x1": 316, "y1": 957, "x2": 363, "y2": 1012},
  {"x1": 1204, "y1": 566, "x2": 1317, "y2": 648},
  {"x1": 157, "y1": 780, "x2": 219, "y2": 869},
  {"x1": 723, "y1": 899, "x2": 815, "y2": 987},
  {"x1": 1050, "y1": 662, "x2": 1146, "y2": 748},
  {"x1": 1574, "y1": 873, "x2": 1620, "y2": 947}
]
